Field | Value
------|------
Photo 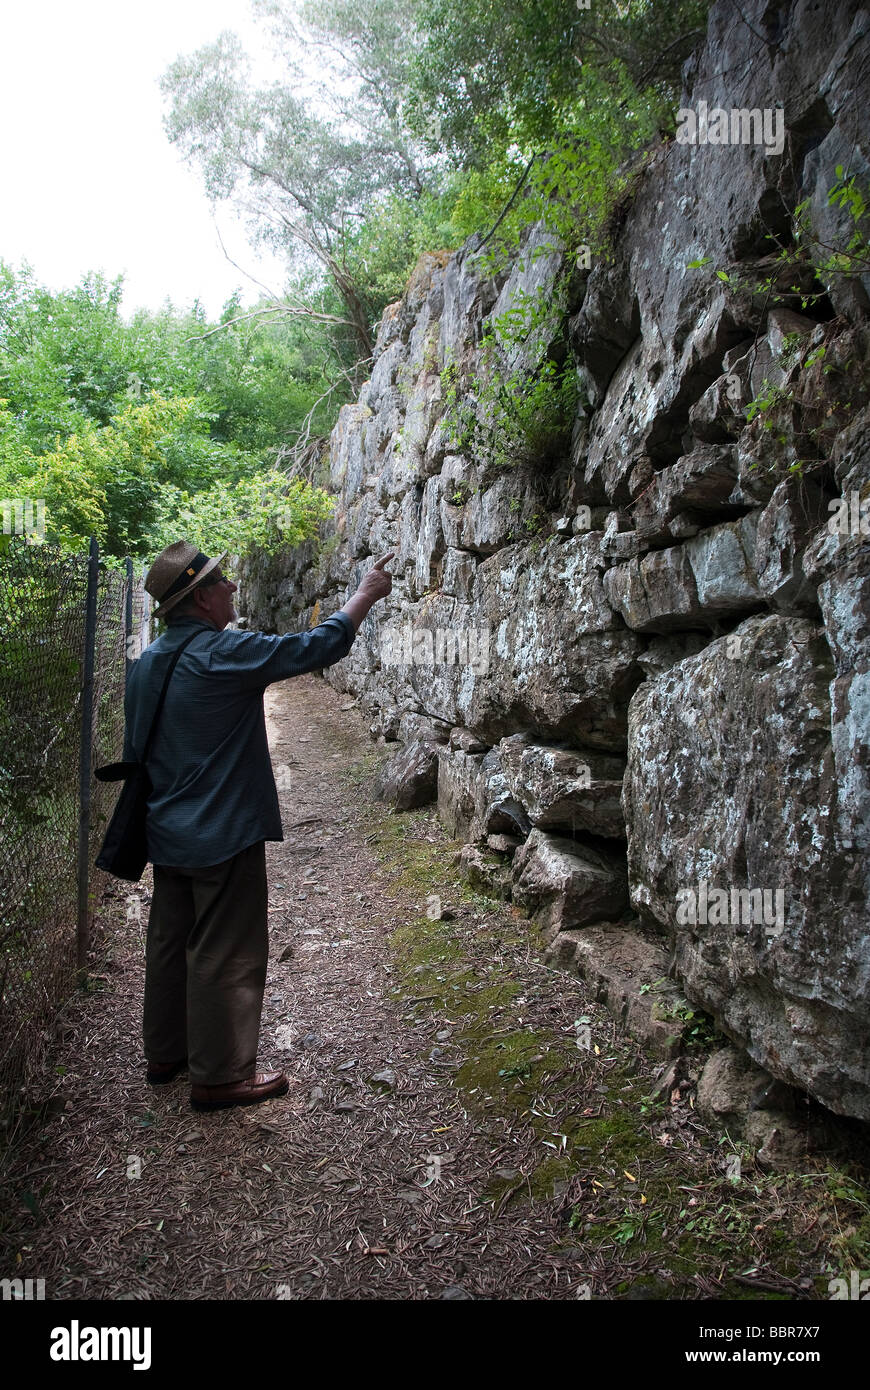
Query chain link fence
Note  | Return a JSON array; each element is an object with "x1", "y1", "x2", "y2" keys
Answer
[{"x1": 0, "y1": 537, "x2": 147, "y2": 1127}]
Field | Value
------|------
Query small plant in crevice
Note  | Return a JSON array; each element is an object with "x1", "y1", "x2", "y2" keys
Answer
[
  {"x1": 449, "y1": 480, "x2": 474, "y2": 507},
  {"x1": 687, "y1": 166, "x2": 870, "y2": 486},
  {"x1": 441, "y1": 338, "x2": 578, "y2": 476},
  {"x1": 740, "y1": 334, "x2": 863, "y2": 482},
  {"x1": 684, "y1": 168, "x2": 869, "y2": 484},
  {"x1": 795, "y1": 166, "x2": 870, "y2": 293},
  {"x1": 651, "y1": 995, "x2": 721, "y2": 1050},
  {"x1": 688, "y1": 167, "x2": 870, "y2": 317},
  {"x1": 439, "y1": 263, "x2": 580, "y2": 479}
]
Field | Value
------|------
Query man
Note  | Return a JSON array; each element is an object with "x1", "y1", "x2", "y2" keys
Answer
[{"x1": 124, "y1": 540, "x2": 393, "y2": 1111}]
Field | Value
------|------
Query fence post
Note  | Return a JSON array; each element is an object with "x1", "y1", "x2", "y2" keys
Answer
[
  {"x1": 125, "y1": 555, "x2": 134, "y2": 682},
  {"x1": 76, "y1": 536, "x2": 99, "y2": 978},
  {"x1": 139, "y1": 568, "x2": 151, "y2": 665}
]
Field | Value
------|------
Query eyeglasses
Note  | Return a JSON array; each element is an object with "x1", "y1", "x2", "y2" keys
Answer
[{"x1": 199, "y1": 569, "x2": 230, "y2": 588}]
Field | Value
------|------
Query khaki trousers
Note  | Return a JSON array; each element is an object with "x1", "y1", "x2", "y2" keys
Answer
[{"x1": 144, "y1": 841, "x2": 268, "y2": 1086}]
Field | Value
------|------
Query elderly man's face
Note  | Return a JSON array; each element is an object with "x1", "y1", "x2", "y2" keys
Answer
[{"x1": 193, "y1": 569, "x2": 238, "y2": 629}]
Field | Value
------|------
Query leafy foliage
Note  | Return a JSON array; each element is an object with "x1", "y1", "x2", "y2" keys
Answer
[
  {"x1": 147, "y1": 471, "x2": 334, "y2": 559},
  {"x1": 0, "y1": 263, "x2": 343, "y2": 559},
  {"x1": 405, "y1": 0, "x2": 709, "y2": 268},
  {"x1": 405, "y1": 0, "x2": 707, "y2": 164}
]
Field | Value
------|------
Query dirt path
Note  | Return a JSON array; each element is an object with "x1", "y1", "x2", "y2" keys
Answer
[{"x1": 0, "y1": 674, "x2": 856, "y2": 1300}]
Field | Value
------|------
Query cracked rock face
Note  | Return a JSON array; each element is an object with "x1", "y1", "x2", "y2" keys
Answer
[
  {"x1": 623, "y1": 614, "x2": 870, "y2": 1119},
  {"x1": 240, "y1": 0, "x2": 870, "y2": 1120}
]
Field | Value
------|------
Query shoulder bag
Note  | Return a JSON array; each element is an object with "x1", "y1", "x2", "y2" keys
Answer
[{"x1": 93, "y1": 629, "x2": 202, "y2": 882}]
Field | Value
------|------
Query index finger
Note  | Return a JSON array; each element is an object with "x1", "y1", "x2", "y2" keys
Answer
[{"x1": 372, "y1": 552, "x2": 395, "y2": 569}]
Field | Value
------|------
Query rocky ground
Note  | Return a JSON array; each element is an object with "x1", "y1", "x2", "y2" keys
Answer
[{"x1": 0, "y1": 673, "x2": 867, "y2": 1300}]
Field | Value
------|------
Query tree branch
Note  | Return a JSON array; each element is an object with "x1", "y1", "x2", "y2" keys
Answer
[
  {"x1": 475, "y1": 154, "x2": 539, "y2": 254},
  {"x1": 185, "y1": 304, "x2": 359, "y2": 343}
]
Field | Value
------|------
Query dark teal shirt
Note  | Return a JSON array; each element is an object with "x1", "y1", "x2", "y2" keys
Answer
[{"x1": 122, "y1": 612, "x2": 356, "y2": 868}]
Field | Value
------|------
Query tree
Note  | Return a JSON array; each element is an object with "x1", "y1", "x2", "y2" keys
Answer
[
  {"x1": 0, "y1": 265, "x2": 138, "y2": 451},
  {"x1": 0, "y1": 263, "x2": 346, "y2": 559},
  {"x1": 406, "y1": 0, "x2": 709, "y2": 167},
  {"x1": 394, "y1": 0, "x2": 712, "y2": 276},
  {"x1": 160, "y1": 0, "x2": 438, "y2": 363}
]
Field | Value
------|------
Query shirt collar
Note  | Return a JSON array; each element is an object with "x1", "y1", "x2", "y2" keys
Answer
[{"x1": 163, "y1": 616, "x2": 219, "y2": 637}]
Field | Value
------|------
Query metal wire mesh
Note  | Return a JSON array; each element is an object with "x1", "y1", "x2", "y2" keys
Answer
[{"x1": 0, "y1": 538, "x2": 139, "y2": 1122}]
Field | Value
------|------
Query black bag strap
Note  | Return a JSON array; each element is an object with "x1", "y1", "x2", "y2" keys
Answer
[
  {"x1": 95, "y1": 628, "x2": 206, "y2": 782},
  {"x1": 140, "y1": 627, "x2": 205, "y2": 762}
]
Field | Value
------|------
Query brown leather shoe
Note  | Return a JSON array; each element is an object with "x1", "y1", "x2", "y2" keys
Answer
[
  {"x1": 190, "y1": 1070, "x2": 290, "y2": 1111},
  {"x1": 146, "y1": 1057, "x2": 187, "y2": 1085}
]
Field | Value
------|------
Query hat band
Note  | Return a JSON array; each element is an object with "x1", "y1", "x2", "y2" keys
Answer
[{"x1": 159, "y1": 552, "x2": 211, "y2": 603}]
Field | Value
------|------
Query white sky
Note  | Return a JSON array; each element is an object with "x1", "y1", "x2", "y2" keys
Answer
[{"x1": 0, "y1": 0, "x2": 292, "y2": 319}]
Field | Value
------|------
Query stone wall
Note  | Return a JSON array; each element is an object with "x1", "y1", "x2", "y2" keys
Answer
[{"x1": 240, "y1": 0, "x2": 870, "y2": 1122}]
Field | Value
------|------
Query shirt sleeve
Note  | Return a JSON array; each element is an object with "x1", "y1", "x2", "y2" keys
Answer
[{"x1": 201, "y1": 611, "x2": 357, "y2": 690}]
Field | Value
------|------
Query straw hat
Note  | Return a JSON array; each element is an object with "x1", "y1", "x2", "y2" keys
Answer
[{"x1": 145, "y1": 542, "x2": 228, "y2": 618}]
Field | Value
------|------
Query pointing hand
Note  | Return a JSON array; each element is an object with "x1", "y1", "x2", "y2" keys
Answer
[{"x1": 356, "y1": 552, "x2": 394, "y2": 603}]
